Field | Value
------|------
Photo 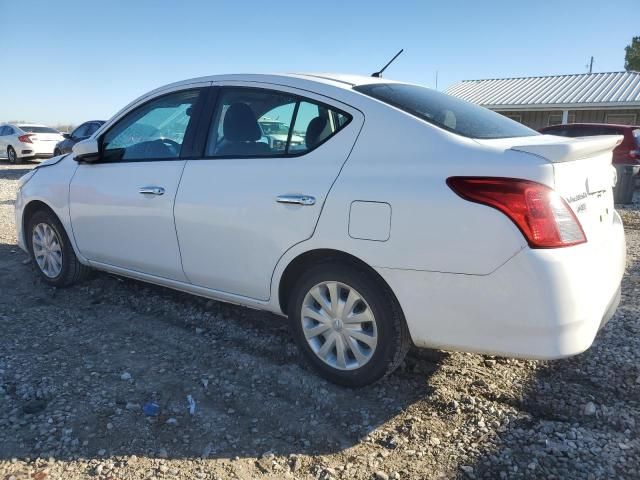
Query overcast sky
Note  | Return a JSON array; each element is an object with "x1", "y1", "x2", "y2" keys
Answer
[{"x1": 0, "y1": 0, "x2": 637, "y2": 125}]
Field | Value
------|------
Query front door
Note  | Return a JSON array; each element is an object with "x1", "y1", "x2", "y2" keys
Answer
[
  {"x1": 175, "y1": 84, "x2": 363, "y2": 300},
  {"x1": 69, "y1": 87, "x2": 205, "y2": 281}
]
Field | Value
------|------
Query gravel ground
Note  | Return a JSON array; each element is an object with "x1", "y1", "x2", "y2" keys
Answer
[{"x1": 0, "y1": 162, "x2": 639, "y2": 480}]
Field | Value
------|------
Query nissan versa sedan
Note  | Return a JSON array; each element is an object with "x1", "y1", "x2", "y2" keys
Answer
[{"x1": 14, "y1": 73, "x2": 626, "y2": 386}]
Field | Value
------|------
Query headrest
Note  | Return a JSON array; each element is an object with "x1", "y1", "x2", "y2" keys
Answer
[
  {"x1": 223, "y1": 103, "x2": 262, "y2": 142},
  {"x1": 305, "y1": 116, "x2": 328, "y2": 149}
]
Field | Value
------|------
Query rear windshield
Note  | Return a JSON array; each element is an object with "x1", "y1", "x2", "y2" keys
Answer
[
  {"x1": 354, "y1": 83, "x2": 539, "y2": 139},
  {"x1": 19, "y1": 126, "x2": 59, "y2": 134}
]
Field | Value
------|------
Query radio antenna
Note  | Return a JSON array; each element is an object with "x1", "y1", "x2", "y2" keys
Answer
[{"x1": 371, "y1": 49, "x2": 404, "y2": 78}]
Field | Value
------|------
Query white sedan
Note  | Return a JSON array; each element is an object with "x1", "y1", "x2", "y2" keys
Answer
[
  {"x1": 14, "y1": 74, "x2": 626, "y2": 386},
  {"x1": 0, "y1": 123, "x2": 64, "y2": 163}
]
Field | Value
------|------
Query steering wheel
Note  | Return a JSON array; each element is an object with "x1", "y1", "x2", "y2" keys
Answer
[{"x1": 159, "y1": 138, "x2": 180, "y2": 154}]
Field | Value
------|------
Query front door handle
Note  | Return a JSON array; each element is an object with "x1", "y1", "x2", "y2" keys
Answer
[
  {"x1": 139, "y1": 186, "x2": 165, "y2": 195},
  {"x1": 277, "y1": 194, "x2": 316, "y2": 206}
]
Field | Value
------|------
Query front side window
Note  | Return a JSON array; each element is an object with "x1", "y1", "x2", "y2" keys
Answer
[
  {"x1": 102, "y1": 89, "x2": 201, "y2": 162},
  {"x1": 72, "y1": 124, "x2": 88, "y2": 139},
  {"x1": 205, "y1": 88, "x2": 352, "y2": 158},
  {"x1": 355, "y1": 83, "x2": 538, "y2": 139},
  {"x1": 85, "y1": 122, "x2": 102, "y2": 136}
]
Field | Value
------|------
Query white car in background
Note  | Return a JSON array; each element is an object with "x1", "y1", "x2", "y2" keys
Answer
[
  {"x1": 0, "y1": 124, "x2": 64, "y2": 163},
  {"x1": 14, "y1": 74, "x2": 626, "y2": 386}
]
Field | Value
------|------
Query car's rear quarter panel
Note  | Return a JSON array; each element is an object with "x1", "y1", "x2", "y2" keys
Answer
[{"x1": 290, "y1": 103, "x2": 551, "y2": 275}]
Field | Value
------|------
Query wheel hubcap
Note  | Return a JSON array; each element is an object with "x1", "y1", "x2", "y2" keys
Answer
[
  {"x1": 32, "y1": 223, "x2": 63, "y2": 278},
  {"x1": 301, "y1": 281, "x2": 378, "y2": 370}
]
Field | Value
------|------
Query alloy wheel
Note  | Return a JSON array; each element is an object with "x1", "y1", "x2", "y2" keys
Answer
[
  {"x1": 32, "y1": 222, "x2": 63, "y2": 278},
  {"x1": 301, "y1": 281, "x2": 378, "y2": 370}
]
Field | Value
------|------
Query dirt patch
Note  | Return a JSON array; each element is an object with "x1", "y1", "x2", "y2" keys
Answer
[{"x1": 1, "y1": 162, "x2": 639, "y2": 479}]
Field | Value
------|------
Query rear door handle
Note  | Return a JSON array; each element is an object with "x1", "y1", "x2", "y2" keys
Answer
[
  {"x1": 277, "y1": 194, "x2": 316, "y2": 206},
  {"x1": 139, "y1": 186, "x2": 165, "y2": 195}
]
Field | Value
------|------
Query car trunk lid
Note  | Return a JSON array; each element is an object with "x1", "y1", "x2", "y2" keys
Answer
[{"x1": 30, "y1": 132, "x2": 62, "y2": 144}]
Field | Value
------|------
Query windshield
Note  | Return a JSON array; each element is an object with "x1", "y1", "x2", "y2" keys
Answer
[
  {"x1": 19, "y1": 126, "x2": 60, "y2": 134},
  {"x1": 354, "y1": 83, "x2": 539, "y2": 139}
]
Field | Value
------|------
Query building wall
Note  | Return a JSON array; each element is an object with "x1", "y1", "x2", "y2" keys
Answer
[{"x1": 494, "y1": 108, "x2": 640, "y2": 130}]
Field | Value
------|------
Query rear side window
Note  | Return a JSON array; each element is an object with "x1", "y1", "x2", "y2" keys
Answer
[
  {"x1": 205, "y1": 87, "x2": 352, "y2": 158},
  {"x1": 19, "y1": 126, "x2": 59, "y2": 134},
  {"x1": 354, "y1": 83, "x2": 538, "y2": 139}
]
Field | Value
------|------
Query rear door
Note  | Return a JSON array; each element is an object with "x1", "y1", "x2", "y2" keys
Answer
[
  {"x1": 174, "y1": 83, "x2": 363, "y2": 300},
  {"x1": 69, "y1": 86, "x2": 207, "y2": 280}
]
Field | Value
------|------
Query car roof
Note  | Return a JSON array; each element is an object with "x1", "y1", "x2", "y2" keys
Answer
[
  {"x1": 107, "y1": 73, "x2": 406, "y2": 129},
  {"x1": 15, "y1": 123, "x2": 50, "y2": 128},
  {"x1": 148, "y1": 72, "x2": 397, "y2": 95}
]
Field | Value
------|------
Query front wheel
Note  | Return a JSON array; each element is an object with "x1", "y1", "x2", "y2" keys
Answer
[
  {"x1": 288, "y1": 262, "x2": 411, "y2": 387},
  {"x1": 27, "y1": 209, "x2": 90, "y2": 287},
  {"x1": 53, "y1": 148, "x2": 61, "y2": 157}
]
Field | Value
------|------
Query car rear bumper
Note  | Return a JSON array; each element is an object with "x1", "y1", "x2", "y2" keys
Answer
[
  {"x1": 32, "y1": 144, "x2": 56, "y2": 155},
  {"x1": 377, "y1": 210, "x2": 626, "y2": 359},
  {"x1": 16, "y1": 142, "x2": 55, "y2": 158}
]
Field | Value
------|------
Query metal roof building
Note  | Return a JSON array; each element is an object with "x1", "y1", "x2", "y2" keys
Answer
[{"x1": 445, "y1": 71, "x2": 640, "y2": 129}]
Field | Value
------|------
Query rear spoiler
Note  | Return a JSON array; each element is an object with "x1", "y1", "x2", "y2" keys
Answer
[{"x1": 510, "y1": 135, "x2": 623, "y2": 163}]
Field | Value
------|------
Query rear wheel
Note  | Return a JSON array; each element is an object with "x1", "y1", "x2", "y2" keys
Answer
[
  {"x1": 7, "y1": 146, "x2": 19, "y2": 164},
  {"x1": 27, "y1": 209, "x2": 90, "y2": 287},
  {"x1": 288, "y1": 262, "x2": 411, "y2": 387}
]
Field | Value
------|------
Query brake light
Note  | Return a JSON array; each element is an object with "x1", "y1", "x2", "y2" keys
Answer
[
  {"x1": 18, "y1": 134, "x2": 33, "y2": 143},
  {"x1": 447, "y1": 177, "x2": 586, "y2": 248}
]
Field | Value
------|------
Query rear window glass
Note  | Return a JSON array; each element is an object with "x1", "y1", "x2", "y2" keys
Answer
[
  {"x1": 354, "y1": 83, "x2": 538, "y2": 139},
  {"x1": 19, "y1": 126, "x2": 59, "y2": 134}
]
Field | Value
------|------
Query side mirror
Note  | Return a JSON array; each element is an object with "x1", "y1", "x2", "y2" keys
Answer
[
  {"x1": 62, "y1": 133, "x2": 71, "y2": 139},
  {"x1": 73, "y1": 138, "x2": 101, "y2": 163}
]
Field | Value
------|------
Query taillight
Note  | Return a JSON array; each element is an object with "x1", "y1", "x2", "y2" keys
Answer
[
  {"x1": 18, "y1": 134, "x2": 33, "y2": 143},
  {"x1": 447, "y1": 177, "x2": 586, "y2": 248}
]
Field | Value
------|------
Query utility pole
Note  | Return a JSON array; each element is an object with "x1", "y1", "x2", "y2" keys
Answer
[{"x1": 588, "y1": 56, "x2": 594, "y2": 74}]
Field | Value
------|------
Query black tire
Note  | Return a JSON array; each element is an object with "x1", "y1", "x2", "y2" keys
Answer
[
  {"x1": 288, "y1": 262, "x2": 411, "y2": 387},
  {"x1": 53, "y1": 148, "x2": 61, "y2": 157},
  {"x1": 7, "y1": 146, "x2": 19, "y2": 164},
  {"x1": 26, "y1": 209, "x2": 90, "y2": 287}
]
